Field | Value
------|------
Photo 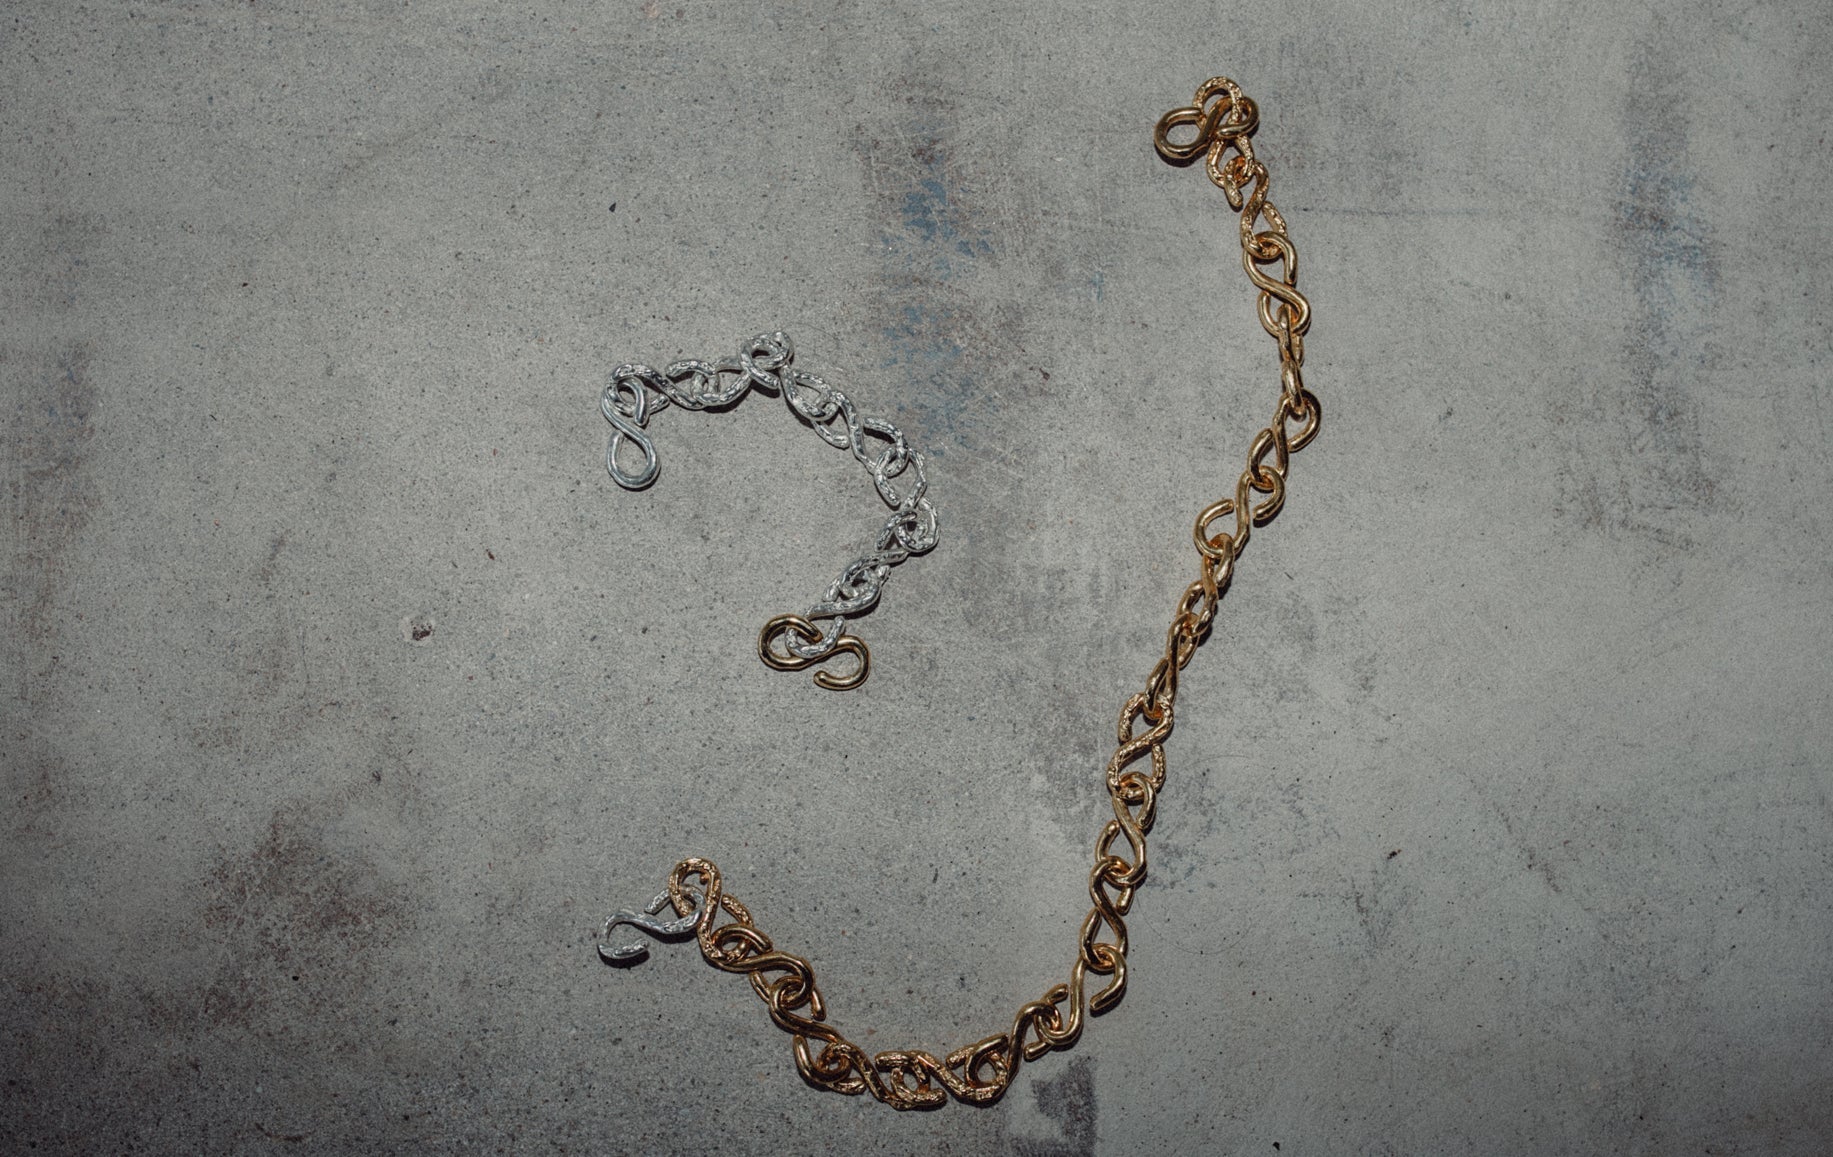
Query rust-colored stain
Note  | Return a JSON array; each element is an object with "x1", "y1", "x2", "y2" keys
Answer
[{"x1": 199, "y1": 802, "x2": 404, "y2": 1028}]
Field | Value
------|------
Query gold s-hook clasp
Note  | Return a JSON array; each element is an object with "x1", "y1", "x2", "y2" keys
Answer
[
  {"x1": 1153, "y1": 76, "x2": 1260, "y2": 168},
  {"x1": 757, "y1": 613, "x2": 870, "y2": 691}
]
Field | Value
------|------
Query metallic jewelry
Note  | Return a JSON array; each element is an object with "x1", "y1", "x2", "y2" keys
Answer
[
  {"x1": 602, "y1": 331, "x2": 937, "y2": 691},
  {"x1": 599, "y1": 76, "x2": 1320, "y2": 1109}
]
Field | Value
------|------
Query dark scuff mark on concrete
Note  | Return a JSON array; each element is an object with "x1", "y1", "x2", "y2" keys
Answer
[
  {"x1": 3, "y1": 739, "x2": 80, "y2": 844},
  {"x1": 188, "y1": 532, "x2": 320, "y2": 754},
  {"x1": 197, "y1": 798, "x2": 405, "y2": 1029},
  {"x1": 256, "y1": 529, "x2": 290, "y2": 589},
  {"x1": 4, "y1": 340, "x2": 101, "y2": 689},
  {"x1": 3, "y1": 215, "x2": 109, "y2": 698},
  {"x1": 2, "y1": 971, "x2": 164, "y2": 1151},
  {"x1": 4, "y1": 788, "x2": 410, "y2": 1151},
  {"x1": 1011, "y1": 1055, "x2": 1098, "y2": 1156},
  {"x1": 1614, "y1": 31, "x2": 1719, "y2": 497},
  {"x1": 1555, "y1": 25, "x2": 1721, "y2": 544},
  {"x1": 33, "y1": 212, "x2": 107, "y2": 313}
]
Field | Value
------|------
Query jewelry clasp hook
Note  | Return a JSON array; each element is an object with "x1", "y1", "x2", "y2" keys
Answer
[
  {"x1": 599, "y1": 891, "x2": 698, "y2": 965},
  {"x1": 757, "y1": 613, "x2": 871, "y2": 691},
  {"x1": 1153, "y1": 78, "x2": 1259, "y2": 164}
]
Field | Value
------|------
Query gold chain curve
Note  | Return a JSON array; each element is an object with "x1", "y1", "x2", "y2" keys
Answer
[{"x1": 615, "y1": 77, "x2": 1319, "y2": 1109}]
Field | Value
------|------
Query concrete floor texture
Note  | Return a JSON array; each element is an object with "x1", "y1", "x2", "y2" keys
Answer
[{"x1": 3, "y1": 1, "x2": 1830, "y2": 1153}]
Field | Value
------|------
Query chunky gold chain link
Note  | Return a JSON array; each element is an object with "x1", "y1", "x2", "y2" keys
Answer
[{"x1": 622, "y1": 77, "x2": 1318, "y2": 1109}]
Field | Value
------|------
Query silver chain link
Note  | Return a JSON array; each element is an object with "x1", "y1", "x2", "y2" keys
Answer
[{"x1": 602, "y1": 332, "x2": 939, "y2": 665}]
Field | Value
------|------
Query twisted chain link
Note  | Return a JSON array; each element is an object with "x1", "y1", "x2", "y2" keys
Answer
[
  {"x1": 600, "y1": 77, "x2": 1319, "y2": 1108},
  {"x1": 602, "y1": 332, "x2": 939, "y2": 689}
]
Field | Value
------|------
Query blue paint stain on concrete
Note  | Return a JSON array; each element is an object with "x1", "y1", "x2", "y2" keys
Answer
[
  {"x1": 1617, "y1": 30, "x2": 1719, "y2": 352},
  {"x1": 1561, "y1": 24, "x2": 1723, "y2": 537},
  {"x1": 870, "y1": 130, "x2": 997, "y2": 452},
  {"x1": 885, "y1": 303, "x2": 964, "y2": 365},
  {"x1": 901, "y1": 177, "x2": 992, "y2": 268},
  {"x1": 1620, "y1": 163, "x2": 1715, "y2": 332},
  {"x1": 878, "y1": 301, "x2": 972, "y2": 458}
]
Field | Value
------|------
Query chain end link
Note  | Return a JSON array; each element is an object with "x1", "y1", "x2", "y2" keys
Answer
[
  {"x1": 758, "y1": 613, "x2": 871, "y2": 691},
  {"x1": 1152, "y1": 77, "x2": 1257, "y2": 164}
]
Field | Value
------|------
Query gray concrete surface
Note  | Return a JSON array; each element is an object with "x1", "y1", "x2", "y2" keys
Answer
[{"x1": 4, "y1": 1, "x2": 1830, "y2": 1153}]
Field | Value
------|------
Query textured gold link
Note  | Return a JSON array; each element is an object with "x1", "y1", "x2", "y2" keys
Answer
[{"x1": 631, "y1": 77, "x2": 1319, "y2": 1109}]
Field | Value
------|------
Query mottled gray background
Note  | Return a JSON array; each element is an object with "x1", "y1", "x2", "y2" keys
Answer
[{"x1": 4, "y1": 1, "x2": 1830, "y2": 1153}]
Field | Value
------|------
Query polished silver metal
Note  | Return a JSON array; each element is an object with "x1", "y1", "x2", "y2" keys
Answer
[
  {"x1": 599, "y1": 892, "x2": 699, "y2": 964},
  {"x1": 602, "y1": 332, "x2": 938, "y2": 665}
]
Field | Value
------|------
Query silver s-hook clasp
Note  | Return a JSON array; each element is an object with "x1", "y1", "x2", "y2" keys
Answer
[
  {"x1": 598, "y1": 892, "x2": 698, "y2": 965},
  {"x1": 602, "y1": 368, "x2": 665, "y2": 489}
]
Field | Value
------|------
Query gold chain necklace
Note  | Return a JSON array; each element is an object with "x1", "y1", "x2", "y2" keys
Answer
[{"x1": 600, "y1": 76, "x2": 1319, "y2": 1110}]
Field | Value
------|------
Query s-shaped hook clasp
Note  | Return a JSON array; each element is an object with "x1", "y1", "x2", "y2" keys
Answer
[
  {"x1": 757, "y1": 613, "x2": 871, "y2": 692},
  {"x1": 598, "y1": 892, "x2": 698, "y2": 966},
  {"x1": 1153, "y1": 76, "x2": 1260, "y2": 166}
]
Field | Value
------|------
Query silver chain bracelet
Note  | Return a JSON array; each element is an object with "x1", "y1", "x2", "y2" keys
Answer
[{"x1": 601, "y1": 331, "x2": 938, "y2": 689}]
